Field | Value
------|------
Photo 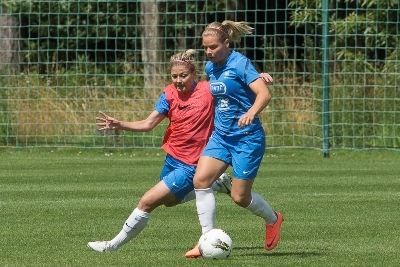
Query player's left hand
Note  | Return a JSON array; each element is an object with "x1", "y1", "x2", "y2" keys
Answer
[{"x1": 238, "y1": 113, "x2": 255, "y2": 128}]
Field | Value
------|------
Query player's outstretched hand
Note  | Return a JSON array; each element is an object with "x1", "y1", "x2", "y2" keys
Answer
[
  {"x1": 260, "y1": 73, "x2": 273, "y2": 83},
  {"x1": 96, "y1": 111, "x2": 120, "y2": 131}
]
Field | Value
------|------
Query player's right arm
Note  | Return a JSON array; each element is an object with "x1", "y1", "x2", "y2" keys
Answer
[{"x1": 96, "y1": 110, "x2": 166, "y2": 132}]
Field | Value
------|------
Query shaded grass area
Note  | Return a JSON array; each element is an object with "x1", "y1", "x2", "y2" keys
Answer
[{"x1": 0, "y1": 148, "x2": 399, "y2": 267}]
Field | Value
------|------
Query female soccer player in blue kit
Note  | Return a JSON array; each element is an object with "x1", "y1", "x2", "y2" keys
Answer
[
  {"x1": 185, "y1": 21, "x2": 283, "y2": 258},
  {"x1": 87, "y1": 50, "x2": 233, "y2": 253}
]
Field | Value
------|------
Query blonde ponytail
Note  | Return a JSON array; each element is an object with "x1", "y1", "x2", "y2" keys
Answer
[{"x1": 203, "y1": 20, "x2": 253, "y2": 43}]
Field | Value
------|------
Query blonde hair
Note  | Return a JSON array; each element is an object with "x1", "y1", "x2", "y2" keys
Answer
[
  {"x1": 170, "y1": 49, "x2": 197, "y2": 72},
  {"x1": 203, "y1": 20, "x2": 254, "y2": 43}
]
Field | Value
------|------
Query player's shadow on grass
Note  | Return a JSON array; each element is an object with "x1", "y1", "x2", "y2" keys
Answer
[{"x1": 234, "y1": 246, "x2": 324, "y2": 257}]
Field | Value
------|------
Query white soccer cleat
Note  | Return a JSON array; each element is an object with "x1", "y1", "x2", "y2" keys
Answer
[
  {"x1": 87, "y1": 241, "x2": 116, "y2": 252},
  {"x1": 216, "y1": 173, "x2": 232, "y2": 194}
]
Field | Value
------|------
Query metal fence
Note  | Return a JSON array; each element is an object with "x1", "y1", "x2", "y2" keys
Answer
[{"x1": 0, "y1": 0, "x2": 399, "y2": 152}]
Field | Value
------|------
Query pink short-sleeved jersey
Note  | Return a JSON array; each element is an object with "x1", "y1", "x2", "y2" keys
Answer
[{"x1": 162, "y1": 80, "x2": 214, "y2": 166}]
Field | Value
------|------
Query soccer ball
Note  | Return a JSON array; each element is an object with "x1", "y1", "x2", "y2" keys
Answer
[{"x1": 198, "y1": 229, "x2": 233, "y2": 260}]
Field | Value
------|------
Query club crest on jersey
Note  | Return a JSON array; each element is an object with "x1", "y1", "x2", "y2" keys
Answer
[
  {"x1": 218, "y1": 98, "x2": 230, "y2": 111},
  {"x1": 210, "y1": 82, "x2": 226, "y2": 95}
]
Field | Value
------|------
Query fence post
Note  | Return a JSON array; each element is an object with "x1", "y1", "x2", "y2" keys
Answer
[{"x1": 322, "y1": 0, "x2": 330, "y2": 158}]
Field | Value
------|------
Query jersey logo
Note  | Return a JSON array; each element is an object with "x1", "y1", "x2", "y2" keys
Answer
[
  {"x1": 178, "y1": 104, "x2": 192, "y2": 110},
  {"x1": 210, "y1": 82, "x2": 226, "y2": 95}
]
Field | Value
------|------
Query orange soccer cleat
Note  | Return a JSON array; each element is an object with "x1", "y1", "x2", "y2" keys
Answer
[
  {"x1": 185, "y1": 243, "x2": 201, "y2": 258},
  {"x1": 264, "y1": 211, "x2": 284, "y2": 251}
]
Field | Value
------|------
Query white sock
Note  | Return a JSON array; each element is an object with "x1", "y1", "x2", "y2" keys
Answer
[
  {"x1": 246, "y1": 192, "x2": 277, "y2": 224},
  {"x1": 109, "y1": 208, "x2": 151, "y2": 249},
  {"x1": 182, "y1": 180, "x2": 221, "y2": 203},
  {"x1": 195, "y1": 188, "x2": 215, "y2": 234}
]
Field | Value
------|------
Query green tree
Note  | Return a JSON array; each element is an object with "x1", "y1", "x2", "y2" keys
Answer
[
  {"x1": 4, "y1": 1, "x2": 141, "y2": 74},
  {"x1": 289, "y1": 0, "x2": 399, "y2": 67}
]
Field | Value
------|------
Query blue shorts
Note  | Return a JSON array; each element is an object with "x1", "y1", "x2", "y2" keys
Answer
[
  {"x1": 201, "y1": 130, "x2": 265, "y2": 180},
  {"x1": 159, "y1": 154, "x2": 196, "y2": 201}
]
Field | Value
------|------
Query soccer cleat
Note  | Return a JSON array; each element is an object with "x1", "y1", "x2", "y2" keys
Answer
[
  {"x1": 216, "y1": 173, "x2": 232, "y2": 194},
  {"x1": 87, "y1": 241, "x2": 117, "y2": 252},
  {"x1": 264, "y1": 211, "x2": 283, "y2": 251},
  {"x1": 185, "y1": 243, "x2": 201, "y2": 258}
]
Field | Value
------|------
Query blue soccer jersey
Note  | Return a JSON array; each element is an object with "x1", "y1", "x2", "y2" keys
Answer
[{"x1": 205, "y1": 50, "x2": 263, "y2": 136}]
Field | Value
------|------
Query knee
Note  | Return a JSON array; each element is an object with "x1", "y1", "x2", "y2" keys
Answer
[
  {"x1": 194, "y1": 175, "x2": 218, "y2": 189},
  {"x1": 230, "y1": 193, "x2": 251, "y2": 208},
  {"x1": 137, "y1": 197, "x2": 154, "y2": 212}
]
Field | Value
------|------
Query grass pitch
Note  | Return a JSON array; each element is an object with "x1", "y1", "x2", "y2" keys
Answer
[{"x1": 0, "y1": 148, "x2": 399, "y2": 267}]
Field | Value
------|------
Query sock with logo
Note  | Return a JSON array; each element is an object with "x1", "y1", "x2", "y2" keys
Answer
[
  {"x1": 246, "y1": 192, "x2": 277, "y2": 224},
  {"x1": 195, "y1": 188, "x2": 216, "y2": 234},
  {"x1": 109, "y1": 208, "x2": 150, "y2": 249}
]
